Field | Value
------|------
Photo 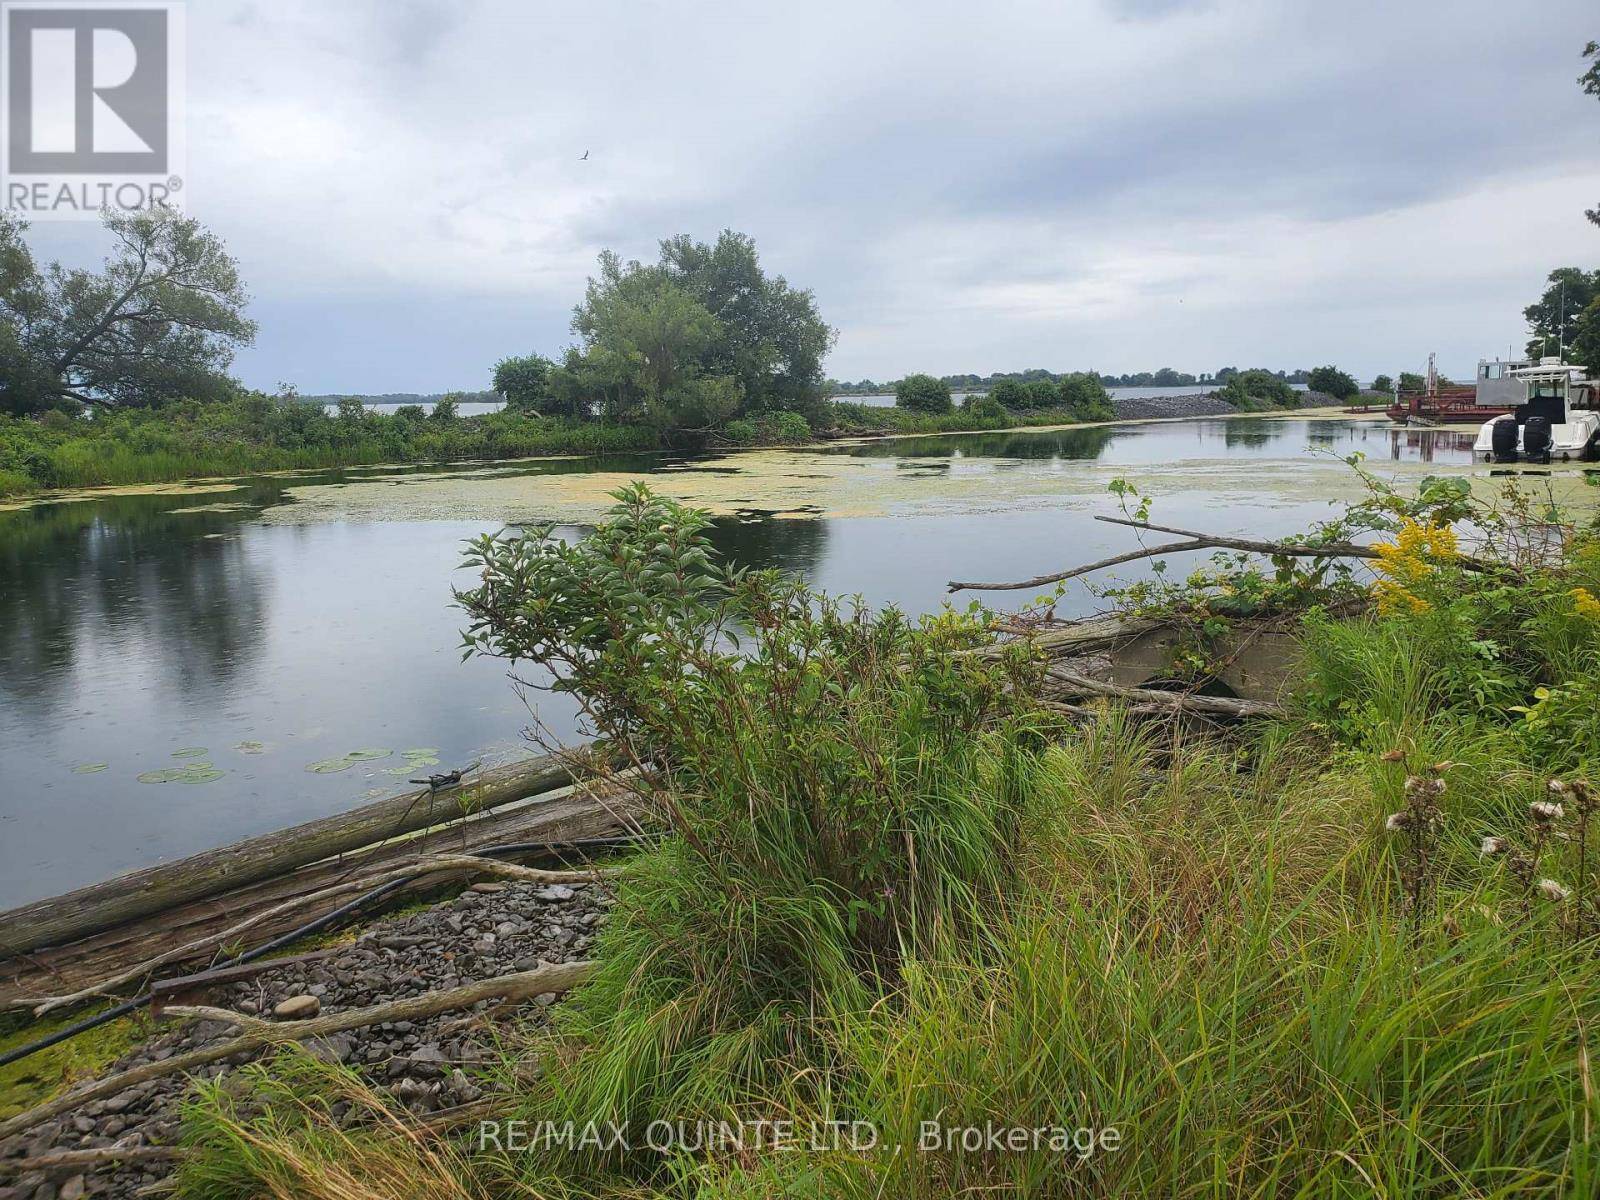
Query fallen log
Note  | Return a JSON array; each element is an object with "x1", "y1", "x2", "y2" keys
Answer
[
  {"x1": 1045, "y1": 664, "x2": 1286, "y2": 718},
  {"x1": 0, "y1": 749, "x2": 603, "y2": 961},
  {"x1": 0, "y1": 960, "x2": 596, "y2": 1141},
  {"x1": 25, "y1": 856, "x2": 617, "y2": 1017},
  {"x1": 0, "y1": 776, "x2": 639, "y2": 1009},
  {"x1": 0, "y1": 1145, "x2": 188, "y2": 1178}
]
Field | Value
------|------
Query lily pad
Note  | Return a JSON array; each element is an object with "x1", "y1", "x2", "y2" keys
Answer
[
  {"x1": 172, "y1": 747, "x2": 209, "y2": 759},
  {"x1": 72, "y1": 763, "x2": 109, "y2": 774},
  {"x1": 139, "y1": 761, "x2": 224, "y2": 785},
  {"x1": 385, "y1": 748, "x2": 442, "y2": 775},
  {"x1": 306, "y1": 749, "x2": 393, "y2": 774},
  {"x1": 233, "y1": 741, "x2": 266, "y2": 755}
]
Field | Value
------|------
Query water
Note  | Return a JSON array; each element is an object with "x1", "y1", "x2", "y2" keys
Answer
[{"x1": 0, "y1": 417, "x2": 1474, "y2": 906}]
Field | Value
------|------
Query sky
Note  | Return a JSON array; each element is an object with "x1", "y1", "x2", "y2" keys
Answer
[{"x1": 24, "y1": 0, "x2": 1600, "y2": 392}]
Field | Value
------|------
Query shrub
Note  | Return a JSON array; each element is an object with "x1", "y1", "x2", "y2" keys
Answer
[
  {"x1": 894, "y1": 373, "x2": 953, "y2": 414},
  {"x1": 1308, "y1": 365, "x2": 1360, "y2": 400},
  {"x1": 1216, "y1": 369, "x2": 1298, "y2": 410}
]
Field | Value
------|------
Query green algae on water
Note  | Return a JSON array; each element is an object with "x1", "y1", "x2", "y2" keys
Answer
[{"x1": 71, "y1": 763, "x2": 108, "y2": 774}]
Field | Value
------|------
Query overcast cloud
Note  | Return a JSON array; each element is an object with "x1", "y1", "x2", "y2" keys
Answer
[{"x1": 29, "y1": 0, "x2": 1600, "y2": 391}]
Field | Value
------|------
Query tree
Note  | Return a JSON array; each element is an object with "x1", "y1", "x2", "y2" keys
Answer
[
  {"x1": 658, "y1": 231, "x2": 836, "y2": 424},
  {"x1": 1307, "y1": 365, "x2": 1359, "y2": 400},
  {"x1": 563, "y1": 234, "x2": 832, "y2": 434},
  {"x1": 1371, "y1": 374, "x2": 1394, "y2": 393},
  {"x1": 430, "y1": 395, "x2": 460, "y2": 423},
  {"x1": 1397, "y1": 372, "x2": 1427, "y2": 395},
  {"x1": 1572, "y1": 296, "x2": 1600, "y2": 372},
  {"x1": 894, "y1": 374, "x2": 952, "y2": 414},
  {"x1": 1523, "y1": 268, "x2": 1600, "y2": 359},
  {"x1": 0, "y1": 208, "x2": 254, "y2": 415},
  {"x1": 492, "y1": 353, "x2": 553, "y2": 415}
]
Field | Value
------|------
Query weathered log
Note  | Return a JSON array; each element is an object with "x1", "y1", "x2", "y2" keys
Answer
[
  {"x1": 0, "y1": 960, "x2": 596, "y2": 1141},
  {"x1": 0, "y1": 776, "x2": 639, "y2": 1008},
  {"x1": 1044, "y1": 664, "x2": 1286, "y2": 718},
  {"x1": 0, "y1": 750, "x2": 602, "y2": 960},
  {"x1": 971, "y1": 614, "x2": 1159, "y2": 659},
  {"x1": 25, "y1": 856, "x2": 617, "y2": 1016},
  {"x1": 0, "y1": 1145, "x2": 188, "y2": 1178}
]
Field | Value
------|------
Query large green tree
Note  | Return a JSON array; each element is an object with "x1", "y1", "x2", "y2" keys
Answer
[
  {"x1": 658, "y1": 231, "x2": 836, "y2": 424},
  {"x1": 561, "y1": 233, "x2": 833, "y2": 434},
  {"x1": 570, "y1": 251, "x2": 737, "y2": 430},
  {"x1": 1523, "y1": 268, "x2": 1599, "y2": 359},
  {"x1": 0, "y1": 208, "x2": 254, "y2": 415}
]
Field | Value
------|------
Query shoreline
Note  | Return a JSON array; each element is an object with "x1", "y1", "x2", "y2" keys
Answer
[{"x1": 0, "y1": 404, "x2": 1384, "y2": 512}]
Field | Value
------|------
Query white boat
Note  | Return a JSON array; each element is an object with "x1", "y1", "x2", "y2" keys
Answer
[{"x1": 1470, "y1": 358, "x2": 1600, "y2": 464}]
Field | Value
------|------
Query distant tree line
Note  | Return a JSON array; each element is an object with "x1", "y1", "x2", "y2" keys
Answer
[{"x1": 827, "y1": 365, "x2": 1318, "y2": 397}]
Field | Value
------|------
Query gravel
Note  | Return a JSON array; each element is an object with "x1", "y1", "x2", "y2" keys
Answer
[
  {"x1": 1109, "y1": 390, "x2": 1342, "y2": 421},
  {"x1": 0, "y1": 879, "x2": 613, "y2": 1199}
]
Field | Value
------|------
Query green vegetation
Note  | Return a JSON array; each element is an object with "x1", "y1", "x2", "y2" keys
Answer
[
  {"x1": 1215, "y1": 367, "x2": 1300, "y2": 410},
  {"x1": 892, "y1": 373, "x2": 952, "y2": 414},
  {"x1": 1524, "y1": 267, "x2": 1600, "y2": 364},
  {"x1": 0, "y1": 208, "x2": 254, "y2": 416},
  {"x1": 544, "y1": 231, "x2": 836, "y2": 434},
  {"x1": 1371, "y1": 373, "x2": 1393, "y2": 392},
  {"x1": 177, "y1": 476, "x2": 1600, "y2": 1199},
  {"x1": 1307, "y1": 364, "x2": 1360, "y2": 400},
  {"x1": 0, "y1": 396, "x2": 658, "y2": 497}
]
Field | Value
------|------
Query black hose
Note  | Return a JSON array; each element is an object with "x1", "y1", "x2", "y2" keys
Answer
[{"x1": 0, "y1": 832, "x2": 659, "y2": 1071}]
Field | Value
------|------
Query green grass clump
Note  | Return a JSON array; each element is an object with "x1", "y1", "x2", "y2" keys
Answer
[{"x1": 0, "y1": 1005, "x2": 151, "y2": 1121}]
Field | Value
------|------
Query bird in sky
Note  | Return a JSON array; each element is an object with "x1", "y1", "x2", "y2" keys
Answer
[{"x1": 579, "y1": 150, "x2": 590, "y2": 161}]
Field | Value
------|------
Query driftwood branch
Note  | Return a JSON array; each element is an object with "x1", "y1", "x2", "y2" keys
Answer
[
  {"x1": 21, "y1": 856, "x2": 615, "y2": 1017},
  {"x1": 948, "y1": 538, "x2": 1200, "y2": 592},
  {"x1": 1045, "y1": 665, "x2": 1286, "y2": 718},
  {"x1": 950, "y1": 514, "x2": 1504, "y2": 593},
  {"x1": 0, "y1": 960, "x2": 596, "y2": 1141}
]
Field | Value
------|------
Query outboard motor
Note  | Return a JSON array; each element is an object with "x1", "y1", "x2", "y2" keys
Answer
[
  {"x1": 1523, "y1": 415, "x2": 1553, "y2": 464},
  {"x1": 1490, "y1": 416, "x2": 1520, "y2": 463}
]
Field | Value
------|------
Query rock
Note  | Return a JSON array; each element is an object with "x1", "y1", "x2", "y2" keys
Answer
[
  {"x1": 535, "y1": 884, "x2": 575, "y2": 902},
  {"x1": 102, "y1": 1089, "x2": 140, "y2": 1114},
  {"x1": 305, "y1": 1034, "x2": 354, "y2": 1064},
  {"x1": 57, "y1": 1177, "x2": 85, "y2": 1200},
  {"x1": 468, "y1": 882, "x2": 505, "y2": 894},
  {"x1": 273, "y1": 994, "x2": 321, "y2": 1020}
]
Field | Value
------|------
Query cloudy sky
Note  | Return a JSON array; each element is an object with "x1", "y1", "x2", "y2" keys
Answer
[{"x1": 29, "y1": 0, "x2": 1600, "y2": 392}]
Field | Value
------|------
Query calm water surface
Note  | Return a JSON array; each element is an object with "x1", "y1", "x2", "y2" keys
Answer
[{"x1": 0, "y1": 417, "x2": 1472, "y2": 905}]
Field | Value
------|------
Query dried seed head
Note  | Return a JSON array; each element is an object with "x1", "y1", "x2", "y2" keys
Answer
[
  {"x1": 1384, "y1": 811, "x2": 1412, "y2": 832},
  {"x1": 1548, "y1": 779, "x2": 1570, "y2": 795},
  {"x1": 1429, "y1": 761, "x2": 1455, "y2": 775},
  {"x1": 1536, "y1": 878, "x2": 1572, "y2": 902},
  {"x1": 1479, "y1": 836, "x2": 1510, "y2": 858},
  {"x1": 1530, "y1": 800, "x2": 1565, "y2": 823},
  {"x1": 1442, "y1": 913, "x2": 1463, "y2": 938},
  {"x1": 1380, "y1": 748, "x2": 1406, "y2": 763}
]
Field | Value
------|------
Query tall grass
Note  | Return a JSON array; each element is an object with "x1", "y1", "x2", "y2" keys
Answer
[{"x1": 177, "y1": 488, "x2": 1600, "y2": 1199}]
